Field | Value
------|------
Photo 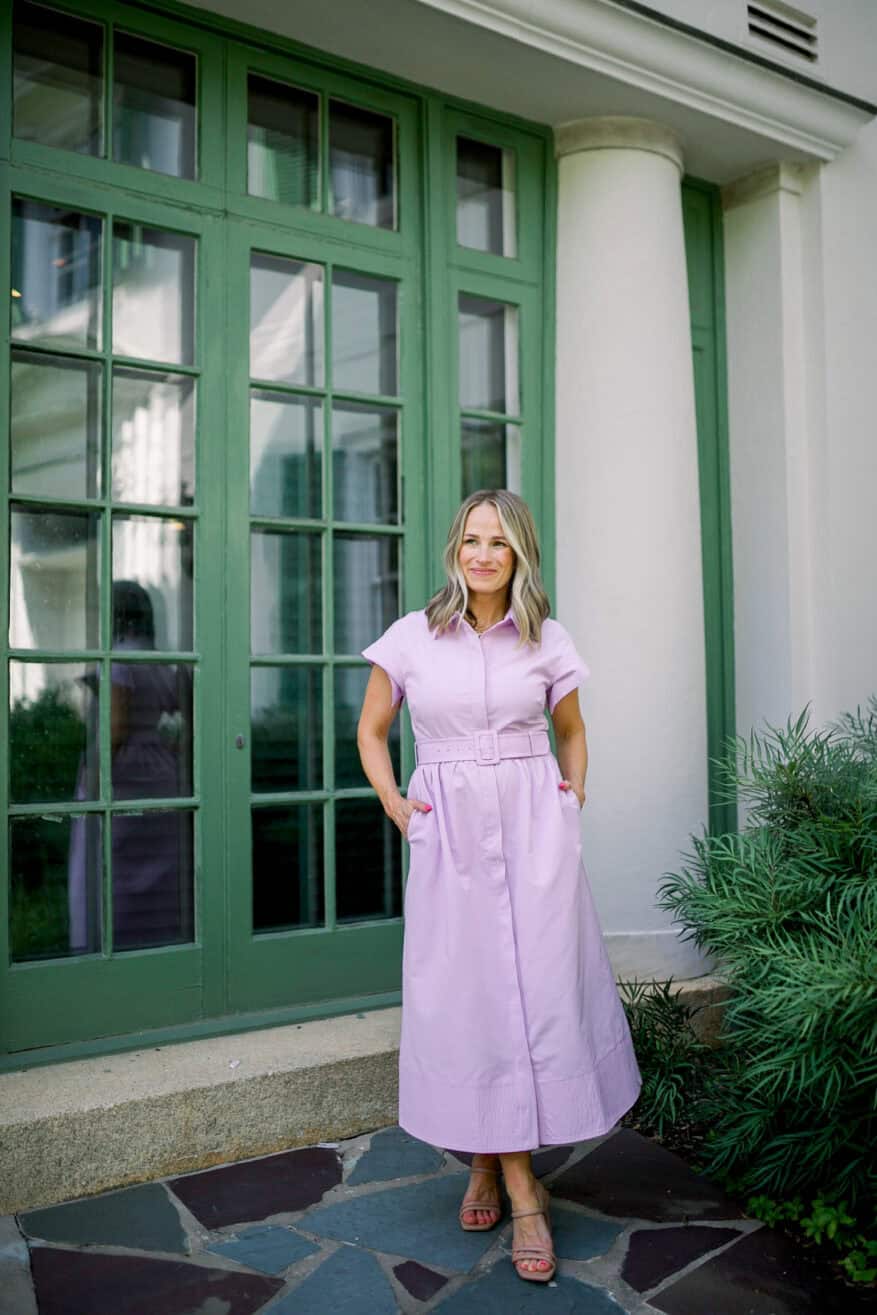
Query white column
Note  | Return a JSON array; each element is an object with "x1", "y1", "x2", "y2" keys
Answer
[{"x1": 554, "y1": 116, "x2": 710, "y2": 979}]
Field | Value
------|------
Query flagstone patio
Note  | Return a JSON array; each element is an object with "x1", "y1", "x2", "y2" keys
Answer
[{"x1": 1, "y1": 1122, "x2": 868, "y2": 1315}]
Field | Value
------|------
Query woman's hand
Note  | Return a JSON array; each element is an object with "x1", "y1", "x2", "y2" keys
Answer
[
  {"x1": 385, "y1": 790, "x2": 433, "y2": 836},
  {"x1": 559, "y1": 780, "x2": 586, "y2": 810}
]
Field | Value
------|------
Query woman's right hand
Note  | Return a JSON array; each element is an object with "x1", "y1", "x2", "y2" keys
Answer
[{"x1": 385, "y1": 791, "x2": 432, "y2": 837}]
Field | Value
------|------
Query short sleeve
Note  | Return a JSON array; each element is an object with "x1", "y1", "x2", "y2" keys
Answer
[
  {"x1": 546, "y1": 624, "x2": 591, "y2": 714},
  {"x1": 361, "y1": 616, "x2": 407, "y2": 706}
]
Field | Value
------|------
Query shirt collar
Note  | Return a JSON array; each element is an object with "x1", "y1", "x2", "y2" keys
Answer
[{"x1": 450, "y1": 606, "x2": 518, "y2": 634}]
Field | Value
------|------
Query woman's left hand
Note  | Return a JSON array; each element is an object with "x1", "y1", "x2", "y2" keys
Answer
[{"x1": 559, "y1": 780, "x2": 585, "y2": 809}]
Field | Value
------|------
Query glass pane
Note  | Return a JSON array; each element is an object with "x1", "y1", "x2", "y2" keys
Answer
[
  {"x1": 335, "y1": 665, "x2": 399, "y2": 789},
  {"x1": 333, "y1": 404, "x2": 398, "y2": 525},
  {"x1": 329, "y1": 100, "x2": 395, "y2": 229},
  {"x1": 13, "y1": 0, "x2": 103, "y2": 155},
  {"x1": 332, "y1": 271, "x2": 397, "y2": 397},
  {"x1": 9, "y1": 661, "x2": 98, "y2": 804},
  {"x1": 113, "y1": 30, "x2": 197, "y2": 179},
  {"x1": 10, "y1": 814, "x2": 102, "y2": 961},
  {"x1": 250, "y1": 392, "x2": 321, "y2": 520},
  {"x1": 11, "y1": 350, "x2": 102, "y2": 500},
  {"x1": 11, "y1": 199, "x2": 102, "y2": 352},
  {"x1": 112, "y1": 369, "x2": 195, "y2": 506},
  {"x1": 456, "y1": 137, "x2": 516, "y2": 257},
  {"x1": 333, "y1": 534, "x2": 398, "y2": 655},
  {"x1": 251, "y1": 530, "x2": 321, "y2": 655},
  {"x1": 458, "y1": 294, "x2": 519, "y2": 415},
  {"x1": 113, "y1": 223, "x2": 196, "y2": 365},
  {"x1": 335, "y1": 798, "x2": 401, "y2": 922},
  {"x1": 112, "y1": 809, "x2": 194, "y2": 950},
  {"x1": 111, "y1": 663, "x2": 193, "y2": 800},
  {"x1": 461, "y1": 420, "x2": 521, "y2": 498},
  {"x1": 112, "y1": 517, "x2": 194, "y2": 651},
  {"x1": 250, "y1": 255, "x2": 324, "y2": 387},
  {"x1": 251, "y1": 665, "x2": 322, "y2": 793},
  {"x1": 248, "y1": 74, "x2": 318, "y2": 208},
  {"x1": 9, "y1": 507, "x2": 100, "y2": 650},
  {"x1": 252, "y1": 805, "x2": 324, "y2": 931}
]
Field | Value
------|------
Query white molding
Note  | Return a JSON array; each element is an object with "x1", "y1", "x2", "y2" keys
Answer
[
  {"x1": 413, "y1": 0, "x2": 873, "y2": 159},
  {"x1": 554, "y1": 115, "x2": 684, "y2": 172},
  {"x1": 721, "y1": 160, "x2": 806, "y2": 210}
]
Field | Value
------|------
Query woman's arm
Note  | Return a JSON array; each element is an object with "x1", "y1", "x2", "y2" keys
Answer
[
  {"x1": 357, "y1": 666, "x2": 431, "y2": 836},
  {"x1": 550, "y1": 689, "x2": 588, "y2": 808}
]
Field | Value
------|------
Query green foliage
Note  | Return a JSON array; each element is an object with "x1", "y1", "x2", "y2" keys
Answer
[
  {"x1": 9, "y1": 685, "x2": 86, "y2": 804},
  {"x1": 745, "y1": 1191, "x2": 877, "y2": 1284},
  {"x1": 656, "y1": 698, "x2": 877, "y2": 1219},
  {"x1": 618, "y1": 976, "x2": 712, "y2": 1138}
]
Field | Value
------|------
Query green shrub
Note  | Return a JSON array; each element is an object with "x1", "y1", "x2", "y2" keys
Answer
[
  {"x1": 618, "y1": 976, "x2": 712, "y2": 1138},
  {"x1": 657, "y1": 698, "x2": 877, "y2": 1217}
]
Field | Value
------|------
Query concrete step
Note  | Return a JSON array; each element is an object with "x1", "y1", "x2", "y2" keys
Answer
[{"x1": 0, "y1": 977, "x2": 729, "y2": 1214}]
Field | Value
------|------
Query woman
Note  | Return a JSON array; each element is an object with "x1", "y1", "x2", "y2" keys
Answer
[{"x1": 357, "y1": 490, "x2": 641, "y2": 1283}]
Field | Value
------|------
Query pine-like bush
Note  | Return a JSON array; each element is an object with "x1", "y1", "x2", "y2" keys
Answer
[{"x1": 657, "y1": 698, "x2": 877, "y2": 1215}]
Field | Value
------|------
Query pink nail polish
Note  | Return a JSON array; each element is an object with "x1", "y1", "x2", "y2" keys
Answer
[{"x1": 424, "y1": 804, "x2": 433, "y2": 812}]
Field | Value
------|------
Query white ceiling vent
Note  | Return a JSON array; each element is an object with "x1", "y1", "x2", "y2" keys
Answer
[{"x1": 747, "y1": 3, "x2": 818, "y2": 64}]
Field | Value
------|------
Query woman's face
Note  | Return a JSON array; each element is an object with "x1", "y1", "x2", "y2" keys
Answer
[{"x1": 458, "y1": 502, "x2": 516, "y2": 603}]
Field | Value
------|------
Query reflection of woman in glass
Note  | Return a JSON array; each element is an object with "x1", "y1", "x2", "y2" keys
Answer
[{"x1": 69, "y1": 581, "x2": 192, "y2": 953}]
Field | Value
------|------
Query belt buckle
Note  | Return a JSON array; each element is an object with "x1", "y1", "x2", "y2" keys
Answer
[{"x1": 476, "y1": 730, "x2": 500, "y2": 765}]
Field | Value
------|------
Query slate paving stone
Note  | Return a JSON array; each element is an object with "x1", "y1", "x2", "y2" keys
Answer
[
  {"x1": 433, "y1": 1261, "x2": 626, "y2": 1313},
  {"x1": 551, "y1": 1202, "x2": 623, "y2": 1261},
  {"x1": 264, "y1": 1244, "x2": 397, "y2": 1314},
  {"x1": 169, "y1": 1145, "x2": 341, "y2": 1229},
  {"x1": 299, "y1": 1174, "x2": 500, "y2": 1271},
  {"x1": 347, "y1": 1126, "x2": 444, "y2": 1185},
  {"x1": 20, "y1": 1183, "x2": 187, "y2": 1254},
  {"x1": 551, "y1": 1130, "x2": 745, "y2": 1223},
  {"x1": 393, "y1": 1258, "x2": 450, "y2": 1301},
  {"x1": 205, "y1": 1222, "x2": 320, "y2": 1273},
  {"x1": 621, "y1": 1223, "x2": 743, "y2": 1292},
  {"x1": 28, "y1": 1244, "x2": 283, "y2": 1315},
  {"x1": 648, "y1": 1224, "x2": 876, "y2": 1315}
]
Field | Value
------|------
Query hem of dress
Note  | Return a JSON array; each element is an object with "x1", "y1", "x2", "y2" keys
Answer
[{"x1": 398, "y1": 1033, "x2": 643, "y2": 1155}]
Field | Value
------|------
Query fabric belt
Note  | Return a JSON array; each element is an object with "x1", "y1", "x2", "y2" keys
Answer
[{"x1": 414, "y1": 728, "x2": 551, "y2": 766}]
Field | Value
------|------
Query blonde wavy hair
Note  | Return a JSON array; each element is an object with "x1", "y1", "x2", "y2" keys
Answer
[{"x1": 425, "y1": 489, "x2": 551, "y2": 645}]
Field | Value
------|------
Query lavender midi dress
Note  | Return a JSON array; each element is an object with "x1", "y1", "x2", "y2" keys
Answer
[{"x1": 362, "y1": 607, "x2": 642, "y2": 1153}]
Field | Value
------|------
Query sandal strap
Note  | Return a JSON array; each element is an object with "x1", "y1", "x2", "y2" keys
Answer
[
  {"x1": 460, "y1": 1197, "x2": 501, "y2": 1212},
  {"x1": 513, "y1": 1246, "x2": 555, "y2": 1259},
  {"x1": 511, "y1": 1206, "x2": 545, "y2": 1218}
]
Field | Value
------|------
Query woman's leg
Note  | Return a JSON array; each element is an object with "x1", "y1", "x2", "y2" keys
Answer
[
  {"x1": 460, "y1": 1152, "x2": 501, "y2": 1227},
  {"x1": 498, "y1": 1150, "x2": 554, "y2": 1274}
]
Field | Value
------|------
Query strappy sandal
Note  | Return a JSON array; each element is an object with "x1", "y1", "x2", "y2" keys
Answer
[
  {"x1": 458, "y1": 1164, "x2": 503, "y2": 1231},
  {"x1": 511, "y1": 1179, "x2": 556, "y2": 1282}
]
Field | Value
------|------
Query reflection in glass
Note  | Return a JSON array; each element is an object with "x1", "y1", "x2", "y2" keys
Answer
[
  {"x1": 456, "y1": 137, "x2": 516, "y2": 257},
  {"x1": 9, "y1": 661, "x2": 98, "y2": 804},
  {"x1": 112, "y1": 517, "x2": 194, "y2": 651},
  {"x1": 111, "y1": 809, "x2": 194, "y2": 950},
  {"x1": 11, "y1": 351, "x2": 102, "y2": 500},
  {"x1": 329, "y1": 100, "x2": 395, "y2": 229},
  {"x1": 333, "y1": 405, "x2": 398, "y2": 525},
  {"x1": 113, "y1": 223, "x2": 196, "y2": 365},
  {"x1": 11, "y1": 199, "x2": 102, "y2": 352},
  {"x1": 250, "y1": 392, "x2": 321, "y2": 520},
  {"x1": 113, "y1": 30, "x2": 197, "y2": 178},
  {"x1": 112, "y1": 369, "x2": 195, "y2": 506},
  {"x1": 252, "y1": 805, "x2": 324, "y2": 931},
  {"x1": 111, "y1": 664, "x2": 193, "y2": 801},
  {"x1": 9, "y1": 507, "x2": 100, "y2": 650},
  {"x1": 250, "y1": 255, "x2": 324, "y2": 387},
  {"x1": 336, "y1": 798, "x2": 401, "y2": 922},
  {"x1": 251, "y1": 666, "x2": 322, "y2": 793},
  {"x1": 458, "y1": 294, "x2": 519, "y2": 414},
  {"x1": 11, "y1": 814, "x2": 102, "y2": 961},
  {"x1": 332, "y1": 271, "x2": 397, "y2": 397},
  {"x1": 335, "y1": 666, "x2": 399, "y2": 788},
  {"x1": 13, "y1": 1, "x2": 103, "y2": 155},
  {"x1": 248, "y1": 74, "x2": 319, "y2": 208},
  {"x1": 461, "y1": 420, "x2": 521, "y2": 498},
  {"x1": 251, "y1": 530, "x2": 321, "y2": 655},
  {"x1": 333, "y1": 534, "x2": 398, "y2": 656}
]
